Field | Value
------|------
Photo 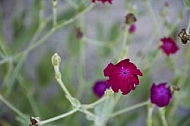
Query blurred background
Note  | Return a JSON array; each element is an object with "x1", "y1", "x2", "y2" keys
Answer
[{"x1": 0, "y1": 0, "x2": 190, "y2": 126}]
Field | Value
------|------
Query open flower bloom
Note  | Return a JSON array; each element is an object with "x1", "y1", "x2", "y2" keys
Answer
[
  {"x1": 150, "y1": 83, "x2": 172, "y2": 107},
  {"x1": 93, "y1": 80, "x2": 109, "y2": 98},
  {"x1": 92, "y1": 0, "x2": 113, "y2": 4},
  {"x1": 103, "y1": 59, "x2": 143, "y2": 95},
  {"x1": 160, "y1": 37, "x2": 179, "y2": 56}
]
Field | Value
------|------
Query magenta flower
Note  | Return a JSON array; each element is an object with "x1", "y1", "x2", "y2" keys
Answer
[
  {"x1": 150, "y1": 83, "x2": 172, "y2": 107},
  {"x1": 93, "y1": 80, "x2": 109, "y2": 98},
  {"x1": 129, "y1": 24, "x2": 136, "y2": 33},
  {"x1": 160, "y1": 37, "x2": 179, "y2": 56},
  {"x1": 92, "y1": 0, "x2": 113, "y2": 4},
  {"x1": 103, "y1": 59, "x2": 143, "y2": 95}
]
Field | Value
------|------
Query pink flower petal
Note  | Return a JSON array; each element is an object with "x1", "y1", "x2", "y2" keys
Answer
[{"x1": 103, "y1": 58, "x2": 143, "y2": 95}]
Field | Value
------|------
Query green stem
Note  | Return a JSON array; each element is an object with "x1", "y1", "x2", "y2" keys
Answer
[
  {"x1": 110, "y1": 100, "x2": 149, "y2": 118},
  {"x1": 119, "y1": 25, "x2": 129, "y2": 60},
  {"x1": 3, "y1": 61, "x2": 13, "y2": 85},
  {"x1": 17, "y1": 75, "x2": 41, "y2": 117},
  {"x1": 39, "y1": 0, "x2": 45, "y2": 23},
  {"x1": 145, "y1": 0, "x2": 161, "y2": 37},
  {"x1": 168, "y1": 50, "x2": 189, "y2": 119},
  {"x1": 79, "y1": 109, "x2": 96, "y2": 120},
  {"x1": 143, "y1": 49, "x2": 161, "y2": 71},
  {"x1": 24, "y1": 28, "x2": 56, "y2": 54},
  {"x1": 0, "y1": 20, "x2": 44, "y2": 65},
  {"x1": 0, "y1": 31, "x2": 44, "y2": 64},
  {"x1": 0, "y1": 4, "x2": 95, "y2": 65},
  {"x1": 52, "y1": 53, "x2": 80, "y2": 107},
  {"x1": 52, "y1": 0, "x2": 57, "y2": 26},
  {"x1": 27, "y1": 94, "x2": 41, "y2": 117},
  {"x1": 65, "y1": 0, "x2": 78, "y2": 8},
  {"x1": 159, "y1": 108, "x2": 168, "y2": 126},
  {"x1": 82, "y1": 97, "x2": 107, "y2": 109},
  {"x1": 147, "y1": 101, "x2": 154, "y2": 126},
  {"x1": 187, "y1": 17, "x2": 190, "y2": 34},
  {"x1": 39, "y1": 108, "x2": 78, "y2": 125},
  {"x1": 166, "y1": 16, "x2": 182, "y2": 36},
  {"x1": 77, "y1": 42, "x2": 85, "y2": 97},
  {"x1": 56, "y1": 74, "x2": 72, "y2": 99},
  {"x1": 76, "y1": 17, "x2": 86, "y2": 98},
  {"x1": 83, "y1": 37, "x2": 106, "y2": 47},
  {"x1": 3, "y1": 23, "x2": 45, "y2": 95},
  {"x1": 0, "y1": 56, "x2": 15, "y2": 64},
  {"x1": 0, "y1": 93, "x2": 28, "y2": 121},
  {"x1": 82, "y1": 37, "x2": 116, "y2": 55},
  {"x1": 5, "y1": 53, "x2": 27, "y2": 94},
  {"x1": 136, "y1": 35, "x2": 156, "y2": 65},
  {"x1": 56, "y1": 4, "x2": 94, "y2": 29},
  {"x1": 122, "y1": 26, "x2": 129, "y2": 48},
  {"x1": 169, "y1": 46, "x2": 190, "y2": 122},
  {"x1": 0, "y1": 1, "x2": 45, "y2": 65},
  {"x1": 29, "y1": 23, "x2": 46, "y2": 46},
  {"x1": 0, "y1": 3, "x2": 8, "y2": 57},
  {"x1": 113, "y1": 93, "x2": 121, "y2": 107}
]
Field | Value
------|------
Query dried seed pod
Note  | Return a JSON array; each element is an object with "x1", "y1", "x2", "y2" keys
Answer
[
  {"x1": 29, "y1": 116, "x2": 40, "y2": 126},
  {"x1": 169, "y1": 85, "x2": 180, "y2": 95},
  {"x1": 125, "y1": 13, "x2": 137, "y2": 25},
  {"x1": 178, "y1": 29, "x2": 190, "y2": 44}
]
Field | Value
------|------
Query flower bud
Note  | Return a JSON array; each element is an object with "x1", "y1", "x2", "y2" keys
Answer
[{"x1": 51, "y1": 53, "x2": 61, "y2": 66}]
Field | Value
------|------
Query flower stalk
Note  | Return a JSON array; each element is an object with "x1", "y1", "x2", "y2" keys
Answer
[
  {"x1": 147, "y1": 101, "x2": 154, "y2": 126},
  {"x1": 144, "y1": 0, "x2": 161, "y2": 37},
  {"x1": 159, "y1": 108, "x2": 168, "y2": 126},
  {"x1": 51, "y1": 53, "x2": 80, "y2": 107},
  {"x1": 0, "y1": 94, "x2": 28, "y2": 121},
  {"x1": 110, "y1": 100, "x2": 149, "y2": 118},
  {"x1": 52, "y1": 0, "x2": 58, "y2": 26},
  {"x1": 39, "y1": 108, "x2": 79, "y2": 125}
]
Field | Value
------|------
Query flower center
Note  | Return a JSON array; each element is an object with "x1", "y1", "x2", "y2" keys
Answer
[
  {"x1": 164, "y1": 42, "x2": 172, "y2": 49},
  {"x1": 158, "y1": 88, "x2": 167, "y2": 96},
  {"x1": 121, "y1": 67, "x2": 129, "y2": 76},
  {"x1": 123, "y1": 71, "x2": 127, "y2": 74}
]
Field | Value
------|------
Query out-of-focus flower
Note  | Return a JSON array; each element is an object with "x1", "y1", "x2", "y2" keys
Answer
[
  {"x1": 150, "y1": 83, "x2": 172, "y2": 107},
  {"x1": 129, "y1": 24, "x2": 136, "y2": 33},
  {"x1": 103, "y1": 59, "x2": 143, "y2": 95},
  {"x1": 178, "y1": 28, "x2": 190, "y2": 44},
  {"x1": 160, "y1": 37, "x2": 179, "y2": 56},
  {"x1": 93, "y1": 80, "x2": 109, "y2": 98},
  {"x1": 92, "y1": 0, "x2": 113, "y2": 4},
  {"x1": 125, "y1": 13, "x2": 137, "y2": 25}
]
